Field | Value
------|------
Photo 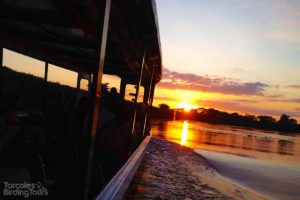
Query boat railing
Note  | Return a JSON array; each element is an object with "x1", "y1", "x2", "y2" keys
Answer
[{"x1": 95, "y1": 132, "x2": 151, "y2": 200}]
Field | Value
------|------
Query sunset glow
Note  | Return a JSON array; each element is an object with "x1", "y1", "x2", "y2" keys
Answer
[
  {"x1": 152, "y1": 0, "x2": 300, "y2": 121},
  {"x1": 2, "y1": 2, "x2": 300, "y2": 199},
  {"x1": 1, "y1": 0, "x2": 300, "y2": 122},
  {"x1": 177, "y1": 102, "x2": 198, "y2": 112}
]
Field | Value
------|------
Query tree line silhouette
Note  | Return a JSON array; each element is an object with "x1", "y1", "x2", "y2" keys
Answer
[
  {"x1": 1, "y1": 66, "x2": 299, "y2": 133},
  {"x1": 151, "y1": 103, "x2": 300, "y2": 133},
  {"x1": 0, "y1": 66, "x2": 109, "y2": 114}
]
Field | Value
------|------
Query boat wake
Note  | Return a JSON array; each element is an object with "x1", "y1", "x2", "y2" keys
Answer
[{"x1": 193, "y1": 149, "x2": 300, "y2": 200}]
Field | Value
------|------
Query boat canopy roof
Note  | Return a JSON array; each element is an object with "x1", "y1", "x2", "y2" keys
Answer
[{"x1": 0, "y1": 0, "x2": 162, "y2": 85}]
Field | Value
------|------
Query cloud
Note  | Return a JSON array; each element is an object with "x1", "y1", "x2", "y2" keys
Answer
[
  {"x1": 288, "y1": 98, "x2": 300, "y2": 103},
  {"x1": 157, "y1": 68, "x2": 269, "y2": 96},
  {"x1": 266, "y1": 94, "x2": 283, "y2": 98},
  {"x1": 257, "y1": 96, "x2": 300, "y2": 104},
  {"x1": 285, "y1": 85, "x2": 300, "y2": 89},
  {"x1": 233, "y1": 67, "x2": 248, "y2": 73},
  {"x1": 265, "y1": 98, "x2": 300, "y2": 103},
  {"x1": 270, "y1": 30, "x2": 300, "y2": 44},
  {"x1": 234, "y1": 99, "x2": 259, "y2": 103},
  {"x1": 153, "y1": 96, "x2": 177, "y2": 101},
  {"x1": 196, "y1": 99, "x2": 300, "y2": 117}
]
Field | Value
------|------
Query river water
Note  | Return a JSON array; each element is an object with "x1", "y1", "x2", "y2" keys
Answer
[{"x1": 151, "y1": 120, "x2": 300, "y2": 200}]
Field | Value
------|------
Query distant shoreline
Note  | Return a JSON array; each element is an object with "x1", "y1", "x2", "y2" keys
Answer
[{"x1": 151, "y1": 107, "x2": 300, "y2": 133}]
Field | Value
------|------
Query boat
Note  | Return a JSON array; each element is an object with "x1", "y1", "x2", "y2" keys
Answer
[{"x1": 0, "y1": 0, "x2": 162, "y2": 199}]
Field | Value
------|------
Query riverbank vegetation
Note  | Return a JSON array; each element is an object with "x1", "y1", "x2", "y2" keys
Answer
[
  {"x1": 0, "y1": 66, "x2": 108, "y2": 113},
  {"x1": 2, "y1": 66, "x2": 299, "y2": 133},
  {"x1": 151, "y1": 104, "x2": 300, "y2": 133}
]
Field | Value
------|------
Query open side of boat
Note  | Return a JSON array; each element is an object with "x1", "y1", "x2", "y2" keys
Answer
[{"x1": 0, "y1": 0, "x2": 161, "y2": 199}]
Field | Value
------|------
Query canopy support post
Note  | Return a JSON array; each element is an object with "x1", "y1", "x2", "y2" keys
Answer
[
  {"x1": 42, "y1": 62, "x2": 48, "y2": 114},
  {"x1": 83, "y1": 0, "x2": 111, "y2": 199},
  {"x1": 143, "y1": 84, "x2": 150, "y2": 104},
  {"x1": 88, "y1": 74, "x2": 92, "y2": 92},
  {"x1": 131, "y1": 49, "x2": 146, "y2": 138},
  {"x1": 142, "y1": 66, "x2": 155, "y2": 136},
  {"x1": 120, "y1": 78, "x2": 126, "y2": 100},
  {"x1": 149, "y1": 81, "x2": 156, "y2": 107},
  {"x1": 77, "y1": 73, "x2": 81, "y2": 92},
  {"x1": 0, "y1": 48, "x2": 3, "y2": 67},
  {"x1": 44, "y1": 62, "x2": 48, "y2": 81}
]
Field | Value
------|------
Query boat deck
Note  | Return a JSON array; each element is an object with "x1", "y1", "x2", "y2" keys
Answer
[{"x1": 123, "y1": 137, "x2": 232, "y2": 200}]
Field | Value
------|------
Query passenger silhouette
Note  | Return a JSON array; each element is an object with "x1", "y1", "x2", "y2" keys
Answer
[
  {"x1": 97, "y1": 88, "x2": 120, "y2": 131},
  {"x1": 67, "y1": 95, "x2": 78, "y2": 135},
  {"x1": 0, "y1": 93, "x2": 21, "y2": 156},
  {"x1": 107, "y1": 87, "x2": 121, "y2": 110},
  {"x1": 45, "y1": 92, "x2": 68, "y2": 139},
  {"x1": 97, "y1": 101, "x2": 131, "y2": 162},
  {"x1": 3, "y1": 93, "x2": 20, "y2": 125},
  {"x1": 72, "y1": 96, "x2": 89, "y2": 138},
  {"x1": 0, "y1": 92, "x2": 5, "y2": 129}
]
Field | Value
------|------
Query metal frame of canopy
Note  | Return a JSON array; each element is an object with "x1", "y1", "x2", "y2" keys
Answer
[
  {"x1": 0, "y1": 0, "x2": 162, "y2": 199},
  {"x1": 0, "y1": 0, "x2": 162, "y2": 80}
]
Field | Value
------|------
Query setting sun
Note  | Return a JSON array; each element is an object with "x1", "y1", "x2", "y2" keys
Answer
[{"x1": 177, "y1": 102, "x2": 198, "y2": 112}]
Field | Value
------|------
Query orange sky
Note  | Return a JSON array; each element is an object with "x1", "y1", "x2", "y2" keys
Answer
[
  {"x1": 2, "y1": 0, "x2": 300, "y2": 122},
  {"x1": 3, "y1": 47, "x2": 300, "y2": 122},
  {"x1": 151, "y1": 0, "x2": 300, "y2": 121}
]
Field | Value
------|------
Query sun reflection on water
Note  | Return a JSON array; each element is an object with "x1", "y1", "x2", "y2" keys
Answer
[
  {"x1": 181, "y1": 121, "x2": 188, "y2": 145},
  {"x1": 152, "y1": 120, "x2": 300, "y2": 169}
]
